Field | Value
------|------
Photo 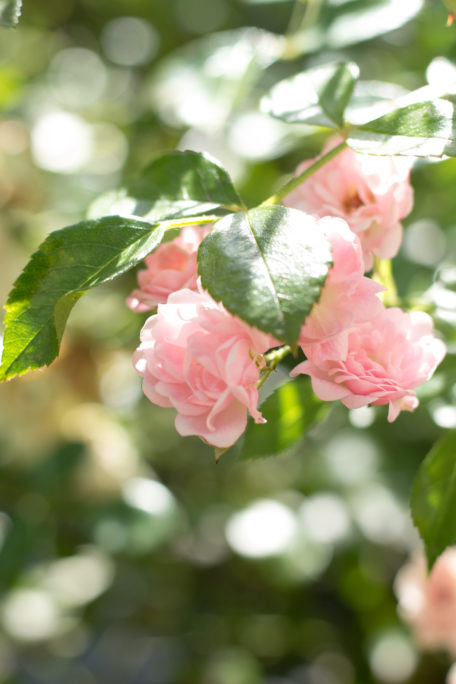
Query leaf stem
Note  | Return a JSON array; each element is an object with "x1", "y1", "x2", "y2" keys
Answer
[
  {"x1": 162, "y1": 214, "x2": 219, "y2": 231},
  {"x1": 283, "y1": 0, "x2": 323, "y2": 59},
  {"x1": 257, "y1": 345, "x2": 292, "y2": 389},
  {"x1": 261, "y1": 141, "x2": 346, "y2": 207},
  {"x1": 286, "y1": 0, "x2": 323, "y2": 36},
  {"x1": 222, "y1": 203, "x2": 246, "y2": 213}
]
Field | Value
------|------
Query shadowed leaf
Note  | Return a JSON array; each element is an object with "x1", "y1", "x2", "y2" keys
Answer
[{"x1": 241, "y1": 376, "x2": 328, "y2": 460}]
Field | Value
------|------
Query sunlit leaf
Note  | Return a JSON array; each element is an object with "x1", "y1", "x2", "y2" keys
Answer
[
  {"x1": 347, "y1": 100, "x2": 456, "y2": 157},
  {"x1": 198, "y1": 206, "x2": 332, "y2": 345},
  {"x1": 322, "y1": 0, "x2": 424, "y2": 49},
  {"x1": 0, "y1": 216, "x2": 167, "y2": 381},
  {"x1": 0, "y1": 0, "x2": 22, "y2": 27},
  {"x1": 411, "y1": 430, "x2": 456, "y2": 568},
  {"x1": 126, "y1": 151, "x2": 243, "y2": 220},
  {"x1": 88, "y1": 151, "x2": 243, "y2": 222},
  {"x1": 262, "y1": 62, "x2": 359, "y2": 128},
  {"x1": 241, "y1": 376, "x2": 328, "y2": 459},
  {"x1": 282, "y1": 0, "x2": 424, "y2": 57}
]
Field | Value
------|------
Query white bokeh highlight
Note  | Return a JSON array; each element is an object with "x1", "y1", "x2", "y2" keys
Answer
[{"x1": 225, "y1": 500, "x2": 297, "y2": 558}]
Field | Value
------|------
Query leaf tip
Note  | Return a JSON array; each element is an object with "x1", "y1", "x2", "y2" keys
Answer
[{"x1": 215, "y1": 446, "x2": 228, "y2": 463}]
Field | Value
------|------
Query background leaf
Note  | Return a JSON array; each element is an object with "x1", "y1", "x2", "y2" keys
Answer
[
  {"x1": 273, "y1": 0, "x2": 424, "y2": 58},
  {"x1": 319, "y1": 0, "x2": 424, "y2": 50},
  {"x1": 150, "y1": 28, "x2": 284, "y2": 131},
  {"x1": 0, "y1": 216, "x2": 166, "y2": 381},
  {"x1": 198, "y1": 206, "x2": 332, "y2": 345},
  {"x1": 241, "y1": 375, "x2": 328, "y2": 460},
  {"x1": 0, "y1": 0, "x2": 22, "y2": 27},
  {"x1": 410, "y1": 430, "x2": 456, "y2": 568},
  {"x1": 262, "y1": 62, "x2": 359, "y2": 128},
  {"x1": 347, "y1": 99, "x2": 456, "y2": 157}
]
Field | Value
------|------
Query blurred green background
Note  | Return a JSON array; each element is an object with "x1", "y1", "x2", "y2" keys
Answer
[{"x1": 1, "y1": 0, "x2": 456, "y2": 682}]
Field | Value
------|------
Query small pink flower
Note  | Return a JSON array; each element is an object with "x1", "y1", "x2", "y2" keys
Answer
[
  {"x1": 292, "y1": 307, "x2": 445, "y2": 421},
  {"x1": 300, "y1": 217, "x2": 384, "y2": 363},
  {"x1": 133, "y1": 283, "x2": 276, "y2": 448},
  {"x1": 395, "y1": 548, "x2": 456, "y2": 657},
  {"x1": 127, "y1": 225, "x2": 210, "y2": 312},
  {"x1": 284, "y1": 138, "x2": 414, "y2": 271}
]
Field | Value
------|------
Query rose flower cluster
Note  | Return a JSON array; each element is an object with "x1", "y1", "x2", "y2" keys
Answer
[
  {"x1": 129, "y1": 141, "x2": 445, "y2": 449},
  {"x1": 395, "y1": 548, "x2": 456, "y2": 660}
]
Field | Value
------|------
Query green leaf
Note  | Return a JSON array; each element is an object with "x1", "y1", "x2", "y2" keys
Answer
[
  {"x1": 241, "y1": 376, "x2": 328, "y2": 460},
  {"x1": 0, "y1": 216, "x2": 166, "y2": 381},
  {"x1": 89, "y1": 151, "x2": 243, "y2": 222},
  {"x1": 279, "y1": 0, "x2": 423, "y2": 58},
  {"x1": 321, "y1": 0, "x2": 423, "y2": 51},
  {"x1": 347, "y1": 99, "x2": 456, "y2": 157},
  {"x1": 127, "y1": 151, "x2": 243, "y2": 220},
  {"x1": 262, "y1": 62, "x2": 360, "y2": 128},
  {"x1": 198, "y1": 206, "x2": 332, "y2": 345},
  {"x1": 0, "y1": 0, "x2": 22, "y2": 27},
  {"x1": 411, "y1": 431, "x2": 456, "y2": 569}
]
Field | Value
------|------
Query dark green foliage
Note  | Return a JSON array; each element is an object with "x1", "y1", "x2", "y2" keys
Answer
[
  {"x1": 198, "y1": 206, "x2": 332, "y2": 345},
  {"x1": 411, "y1": 430, "x2": 456, "y2": 568},
  {"x1": 241, "y1": 376, "x2": 328, "y2": 459}
]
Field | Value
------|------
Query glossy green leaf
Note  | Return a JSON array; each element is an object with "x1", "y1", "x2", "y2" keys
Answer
[
  {"x1": 0, "y1": 216, "x2": 166, "y2": 381},
  {"x1": 411, "y1": 430, "x2": 456, "y2": 568},
  {"x1": 0, "y1": 0, "x2": 22, "y2": 27},
  {"x1": 347, "y1": 99, "x2": 456, "y2": 157},
  {"x1": 90, "y1": 152, "x2": 243, "y2": 222},
  {"x1": 241, "y1": 376, "x2": 328, "y2": 460},
  {"x1": 262, "y1": 62, "x2": 359, "y2": 128},
  {"x1": 126, "y1": 151, "x2": 244, "y2": 220},
  {"x1": 198, "y1": 206, "x2": 332, "y2": 345}
]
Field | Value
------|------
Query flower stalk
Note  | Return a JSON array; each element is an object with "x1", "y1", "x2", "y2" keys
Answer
[
  {"x1": 261, "y1": 141, "x2": 347, "y2": 207},
  {"x1": 257, "y1": 345, "x2": 293, "y2": 389}
]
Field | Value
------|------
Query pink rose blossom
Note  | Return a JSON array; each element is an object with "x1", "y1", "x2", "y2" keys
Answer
[
  {"x1": 127, "y1": 225, "x2": 210, "y2": 312},
  {"x1": 133, "y1": 284, "x2": 276, "y2": 448},
  {"x1": 300, "y1": 216, "x2": 384, "y2": 363},
  {"x1": 291, "y1": 307, "x2": 445, "y2": 422},
  {"x1": 395, "y1": 548, "x2": 456, "y2": 657},
  {"x1": 284, "y1": 138, "x2": 414, "y2": 271},
  {"x1": 447, "y1": 663, "x2": 456, "y2": 684}
]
